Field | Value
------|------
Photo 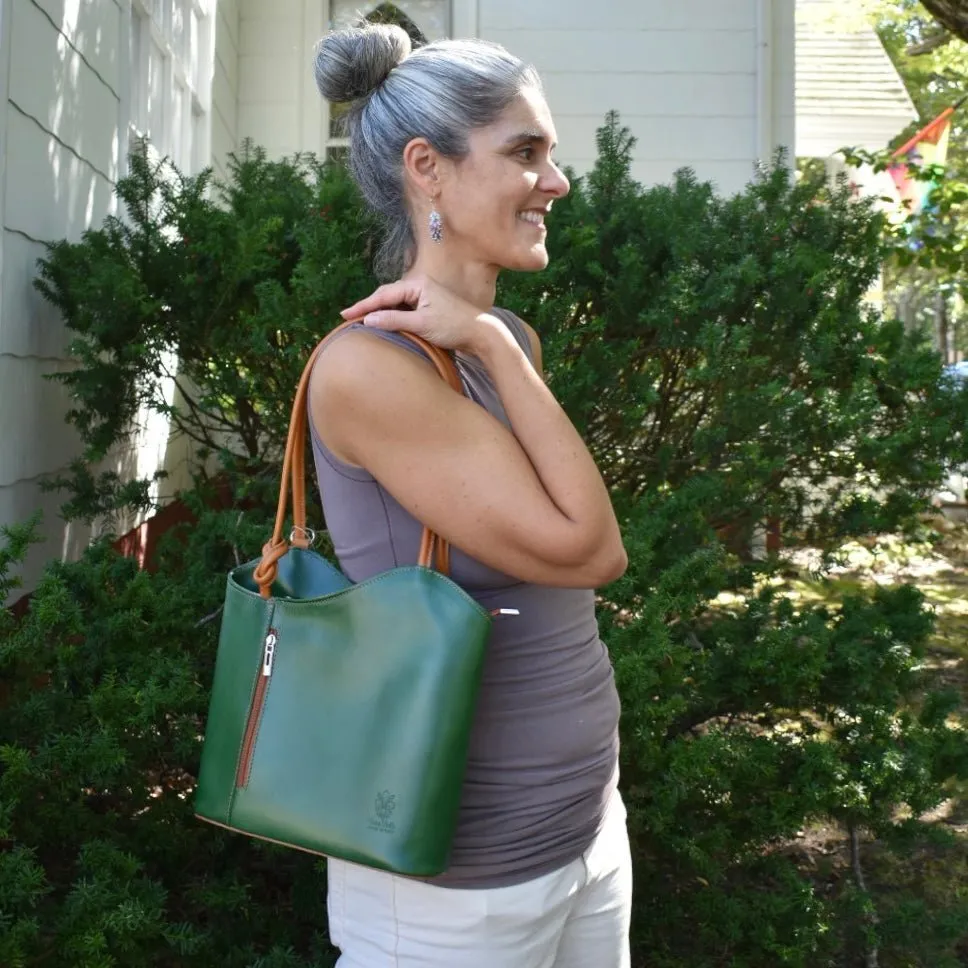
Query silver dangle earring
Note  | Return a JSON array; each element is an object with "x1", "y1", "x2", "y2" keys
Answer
[{"x1": 428, "y1": 200, "x2": 443, "y2": 243}]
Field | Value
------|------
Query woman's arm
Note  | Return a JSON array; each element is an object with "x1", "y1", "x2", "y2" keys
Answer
[
  {"x1": 310, "y1": 319, "x2": 626, "y2": 589},
  {"x1": 520, "y1": 319, "x2": 544, "y2": 380}
]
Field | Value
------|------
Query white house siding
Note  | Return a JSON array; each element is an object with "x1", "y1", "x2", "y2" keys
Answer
[
  {"x1": 0, "y1": 0, "x2": 124, "y2": 594},
  {"x1": 236, "y1": 0, "x2": 322, "y2": 162},
  {"x1": 0, "y1": 0, "x2": 218, "y2": 599},
  {"x1": 234, "y1": 0, "x2": 795, "y2": 194},
  {"x1": 212, "y1": 0, "x2": 239, "y2": 179},
  {"x1": 481, "y1": 0, "x2": 795, "y2": 193}
]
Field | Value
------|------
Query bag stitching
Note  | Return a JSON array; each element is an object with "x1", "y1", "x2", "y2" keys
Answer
[
  {"x1": 242, "y1": 636, "x2": 277, "y2": 787},
  {"x1": 228, "y1": 603, "x2": 274, "y2": 810}
]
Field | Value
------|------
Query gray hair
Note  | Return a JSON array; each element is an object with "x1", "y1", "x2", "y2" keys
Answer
[{"x1": 313, "y1": 24, "x2": 542, "y2": 279}]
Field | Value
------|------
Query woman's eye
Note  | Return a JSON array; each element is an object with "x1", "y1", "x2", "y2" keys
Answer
[{"x1": 516, "y1": 146, "x2": 560, "y2": 167}]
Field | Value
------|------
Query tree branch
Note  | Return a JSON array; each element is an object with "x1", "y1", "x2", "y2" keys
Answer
[
  {"x1": 905, "y1": 27, "x2": 953, "y2": 55},
  {"x1": 195, "y1": 605, "x2": 224, "y2": 628},
  {"x1": 849, "y1": 823, "x2": 880, "y2": 968},
  {"x1": 918, "y1": 0, "x2": 968, "y2": 45}
]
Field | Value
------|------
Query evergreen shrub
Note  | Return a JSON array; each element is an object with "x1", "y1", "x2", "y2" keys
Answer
[{"x1": 4, "y1": 115, "x2": 968, "y2": 966}]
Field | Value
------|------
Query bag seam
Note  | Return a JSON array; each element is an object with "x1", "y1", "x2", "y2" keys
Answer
[
  {"x1": 228, "y1": 605, "x2": 274, "y2": 812},
  {"x1": 243, "y1": 652, "x2": 275, "y2": 790},
  {"x1": 234, "y1": 564, "x2": 491, "y2": 623}
]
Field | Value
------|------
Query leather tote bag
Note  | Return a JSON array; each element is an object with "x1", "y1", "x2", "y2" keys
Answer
[{"x1": 194, "y1": 324, "x2": 491, "y2": 876}]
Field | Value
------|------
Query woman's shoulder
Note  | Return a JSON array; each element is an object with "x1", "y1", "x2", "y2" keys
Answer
[
  {"x1": 492, "y1": 307, "x2": 538, "y2": 362},
  {"x1": 492, "y1": 307, "x2": 541, "y2": 373}
]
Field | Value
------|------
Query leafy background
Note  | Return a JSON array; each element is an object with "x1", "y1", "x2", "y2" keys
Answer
[{"x1": 3, "y1": 107, "x2": 968, "y2": 966}]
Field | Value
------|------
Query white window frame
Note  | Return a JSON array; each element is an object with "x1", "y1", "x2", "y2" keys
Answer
[
  {"x1": 113, "y1": 0, "x2": 217, "y2": 515},
  {"x1": 123, "y1": 0, "x2": 214, "y2": 176}
]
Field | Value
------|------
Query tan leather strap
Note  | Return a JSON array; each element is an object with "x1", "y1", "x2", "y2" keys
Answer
[{"x1": 253, "y1": 320, "x2": 464, "y2": 599}]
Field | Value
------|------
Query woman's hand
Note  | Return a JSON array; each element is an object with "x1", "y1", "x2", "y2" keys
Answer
[{"x1": 340, "y1": 276, "x2": 498, "y2": 355}]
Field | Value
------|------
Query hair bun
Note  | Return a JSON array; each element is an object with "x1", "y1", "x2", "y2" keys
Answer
[{"x1": 313, "y1": 23, "x2": 412, "y2": 103}]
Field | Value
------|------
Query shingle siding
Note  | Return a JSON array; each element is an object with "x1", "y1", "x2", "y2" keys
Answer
[
  {"x1": 236, "y1": 0, "x2": 320, "y2": 160},
  {"x1": 0, "y1": 0, "x2": 126, "y2": 597},
  {"x1": 796, "y1": 0, "x2": 917, "y2": 156},
  {"x1": 479, "y1": 0, "x2": 791, "y2": 193},
  {"x1": 213, "y1": 0, "x2": 240, "y2": 179},
  {"x1": 0, "y1": 0, "x2": 231, "y2": 599}
]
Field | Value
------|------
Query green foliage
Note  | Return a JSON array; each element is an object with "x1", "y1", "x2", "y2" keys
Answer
[
  {"x1": 34, "y1": 141, "x2": 379, "y2": 521},
  {"x1": 0, "y1": 513, "x2": 336, "y2": 967},
  {"x1": 499, "y1": 113, "x2": 968, "y2": 965},
  {"x1": 0, "y1": 517, "x2": 42, "y2": 621},
  {"x1": 502, "y1": 116, "x2": 968, "y2": 540},
  {"x1": 840, "y1": 2, "x2": 968, "y2": 357},
  {"x1": 6, "y1": 114, "x2": 968, "y2": 965}
]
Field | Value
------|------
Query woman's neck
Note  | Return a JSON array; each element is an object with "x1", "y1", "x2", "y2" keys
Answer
[{"x1": 404, "y1": 249, "x2": 499, "y2": 312}]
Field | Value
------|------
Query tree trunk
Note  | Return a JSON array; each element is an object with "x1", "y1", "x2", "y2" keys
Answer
[
  {"x1": 937, "y1": 290, "x2": 952, "y2": 363},
  {"x1": 919, "y1": 0, "x2": 968, "y2": 44}
]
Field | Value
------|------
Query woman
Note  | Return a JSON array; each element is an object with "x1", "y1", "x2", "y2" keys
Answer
[{"x1": 309, "y1": 22, "x2": 631, "y2": 968}]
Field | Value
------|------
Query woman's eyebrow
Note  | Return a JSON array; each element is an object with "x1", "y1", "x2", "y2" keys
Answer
[{"x1": 502, "y1": 129, "x2": 558, "y2": 151}]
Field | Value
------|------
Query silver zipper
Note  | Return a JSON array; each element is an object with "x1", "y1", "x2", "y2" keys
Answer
[{"x1": 262, "y1": 631, "x2": 277, "y2": 676}]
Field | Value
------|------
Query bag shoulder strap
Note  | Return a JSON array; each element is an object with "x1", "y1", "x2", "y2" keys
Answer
[{"x1": 253, "y1": 321, "x2": 464, "y2": 599}]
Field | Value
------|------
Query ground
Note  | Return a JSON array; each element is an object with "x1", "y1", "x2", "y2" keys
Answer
[{"x1": 781, "y1": 519, "x2": 968, "y2": 962}]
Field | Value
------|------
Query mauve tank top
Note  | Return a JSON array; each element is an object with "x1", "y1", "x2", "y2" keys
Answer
[{"x1": 307, "y1": 308, "x2": 620, "y2": 889}]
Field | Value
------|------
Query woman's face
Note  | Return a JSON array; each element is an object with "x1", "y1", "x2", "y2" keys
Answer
[{"x1": 436, "y1": 87, "x2": 570, "y2": 273}]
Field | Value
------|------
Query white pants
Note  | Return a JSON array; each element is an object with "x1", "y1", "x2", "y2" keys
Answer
[{"x1": 326, "y1": 793, "x2": 632, "y2": 967}]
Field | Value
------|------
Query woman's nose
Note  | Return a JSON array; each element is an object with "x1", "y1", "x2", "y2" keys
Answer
[{"x1": 543, "y1": 163, "x2": 570, "y2": 199}]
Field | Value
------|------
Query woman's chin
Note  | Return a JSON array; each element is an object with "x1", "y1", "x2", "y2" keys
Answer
[{"x1": 505, "y1": 245, "x2": 550, "y2": 272}]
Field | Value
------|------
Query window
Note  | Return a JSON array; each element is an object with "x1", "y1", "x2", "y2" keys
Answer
[
  {"x1": 128, "y1": 0, "x2": 213, "y2": 174},
  {"x1": 123, "y1": 0, "x2": 215, "y2": 512},
  {"x1": 329, "y1": 0, "x2": 451, "y2": 41},
  {"x1": 325, "y1": 1, "x2": 451, "y2": 159}
]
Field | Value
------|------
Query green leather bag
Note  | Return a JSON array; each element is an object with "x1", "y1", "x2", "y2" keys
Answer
[{"x1": 194, "y1": 325, "x2": 492, "y2": 876}]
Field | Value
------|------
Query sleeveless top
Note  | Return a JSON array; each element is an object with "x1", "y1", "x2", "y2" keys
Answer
[{"x1": 308, "y1": 308, "x2": 620, "y2": 889}]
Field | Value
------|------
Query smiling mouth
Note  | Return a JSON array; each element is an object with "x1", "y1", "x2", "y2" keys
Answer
[{"x1": 517, "y1": 211, "x2": 546, "y2": 228}]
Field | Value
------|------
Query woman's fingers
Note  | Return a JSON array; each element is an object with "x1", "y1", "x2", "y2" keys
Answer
[
  {"x1": 339, "y1": 286, "x2": 388, "y2": 319},
  {"x1": 340, "y1": 295, "x2": 381, "y2": 319},
  {"x1": 336, "y1": 275, "x2": 479, "y2": 351},
  {"x1": 340, "y1": 279, "x2": 424, "y2": 319},
  {"x1": 362, "y1": 309, "x2": 417, "y2": 330}
]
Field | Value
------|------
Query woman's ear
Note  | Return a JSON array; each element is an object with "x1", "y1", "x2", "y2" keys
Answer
[{"x1": 402, "y1": 137, "x2": 440, "y2": 200}]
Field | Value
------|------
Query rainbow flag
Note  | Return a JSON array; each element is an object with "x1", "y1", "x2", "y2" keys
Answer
[{"x1": 888, "y1": 102, "x2": 961, "y2": 215}]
